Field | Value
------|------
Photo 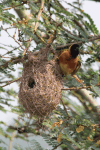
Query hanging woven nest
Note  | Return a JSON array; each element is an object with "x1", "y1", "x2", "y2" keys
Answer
[{"x1": 19, "y1": 46, "x2": 63, "y2": 117}]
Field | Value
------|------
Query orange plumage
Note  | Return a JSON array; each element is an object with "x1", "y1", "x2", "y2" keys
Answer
[{"x1": 58, "y1": 44, "x2": 83, "y2": 83}]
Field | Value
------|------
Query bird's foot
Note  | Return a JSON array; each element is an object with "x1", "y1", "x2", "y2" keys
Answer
[{"x1": 72, "y1": 75, "x2": 85, "y2": 86}]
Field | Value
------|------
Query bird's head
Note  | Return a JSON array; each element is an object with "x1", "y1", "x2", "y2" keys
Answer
[{"x1": 70, "y1": 44, "x2": 79, "y2": 58}]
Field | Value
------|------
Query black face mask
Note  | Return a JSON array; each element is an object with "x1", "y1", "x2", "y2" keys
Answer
[{"x1": 70, "y1": 44, "x2": 79, "y2": 58}]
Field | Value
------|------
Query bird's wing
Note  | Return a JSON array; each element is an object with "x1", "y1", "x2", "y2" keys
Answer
[{"x1": 71, "y1": 60, "x2": 81, "y2": 75}]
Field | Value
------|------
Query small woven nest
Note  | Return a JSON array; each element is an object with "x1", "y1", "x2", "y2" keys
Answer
[{"x1": 19, "y1": 46, "x2": 63, "y2": 117}]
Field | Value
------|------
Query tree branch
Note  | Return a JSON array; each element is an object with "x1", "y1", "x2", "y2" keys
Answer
[
  {"x1": 3, "y1": 1, "x2": 27, "y2": 11},
  {"x1": 52, "y1": 142, "x2": 63, "y2": 150},
  {"x1": 34, "y1": 0, "x2": 45, "y2": 33},
  {"x1": 61, "y1": 84, "x2": 100, "y2": 91},
  {"x1": 60, "y1": 98, "x2": 71, "y2": 119},
  {"x1": 0, "y1": 55, "x2": 27, "y2": 69},
  {"x1": 73, "y1": 89, "x2": 100, "y2": 113},
  {"x1": 56, "y1": 35, "x2": 100, "y2": 50},
  {"x1": 0, "y1": 77, "x2": 21, "y2": 88}
]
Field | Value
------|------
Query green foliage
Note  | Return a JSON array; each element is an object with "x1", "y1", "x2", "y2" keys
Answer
[
  {"x1": 33, "y1": 43, "x2": 46, "y2": 51},
  {"x1": 0, "y1": 0, "x2": 100, "y2": 149},
  {"x1": 42, "y1": 133, "x2": 58, "y2": 147},
  {"x1": 92, "y1": 85, "x2": 100, "y2": 97},
  {"x1": 20, "y1": 27, "x2": 39, "y2": 42},
  {"x1": 67, "y1": 2, "x2": 99, "y2": 34},
  {"x1": 30, "y1": 139, "x2": 44, "y2": 150},
  {"x1": 0, "y1": 138, "x2": 7, "y2": 146},
  {"x1": 0, "y1": 147, "x2": 7, "y2": 150},
  {"x1": 82, "y1": 13, "x2": 99, "y2": 34},
  {"x1": 13, "y1": 145, "x2": 24, "y2": 150},
  {"x1": 39, "y1": 104, "x2": 100, "y2": 149}
]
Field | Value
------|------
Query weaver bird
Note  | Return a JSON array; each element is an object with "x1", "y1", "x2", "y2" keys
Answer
[{"x1": 58, "y1": 44, "x2": 83, "y2": 83}]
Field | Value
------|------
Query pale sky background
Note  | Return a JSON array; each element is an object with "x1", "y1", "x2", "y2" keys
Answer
[{"x1": 0, "y1": 0, "x2": 100, "y2": 149}]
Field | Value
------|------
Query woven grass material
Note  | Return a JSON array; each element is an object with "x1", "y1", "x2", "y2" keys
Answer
[{"x1": 19, "y1": 46, "x2": 63, "y2": 117}]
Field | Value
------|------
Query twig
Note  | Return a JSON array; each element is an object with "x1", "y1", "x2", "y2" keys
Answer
[
  {"x1": 0, "y1": 56, "x2": 11, "y2": 58},
  {"x1": 42, "y1": 10, "x2": 79, "y2": 38},
  {"x1": 0, "y1": 77, "x2": 21, "y2": 88},
  {"x1": 56, "y1": 35, "x2": 100, "y2": 50},
  {"x1": 1, "y1": 26, "x2": 31, "y2": 57},
  {"x1": 3, "y1": 1, "x2": 28, "y2": 11},
  {"x1": 60, "y1": 98, "x2": 71, "y2": 119},
  {"x1": 67, "y1": 105, "x2": 78, "y2": 115},
  {"x1": 61, "y1": 83, "x2": 100, "y2": 91},
  {"x1": 9, "y1": 122, "x2": 39, "y2": 134},
  {"x1": 52, "y1": 142, "x2": 63, "y2": 150},
  {"x1": 0, "y1": 55, "x2": 27, "y2": 70},
  {"x1": 34, "y1": 0, "x2": 45, "y2": 33},
  {"x1": 35, "y1": 32, "x2": 46, "y2": 44},
  {"x1": 8, "y1": 117, "x2": 20, "y2": 150},
  {"x1": 13, "y1": 28, "x2": 16, "y2": 38},
  {"x1": 0, "y1": 80, "x2": 17, "y2": 84},
  {"x1": 79, "y1": 50, "x2": 92, "y2": 54},
  {"x1": 22, "y1": 37, "x2": 32, "y2": 57},
  {"x1": 33, "y1": 0, "x2": 46, "y2": 44},
  {"x1": 48, "y1": 0, "x2": 52, "y2": 22},
  {"x1": 62, "y1": 86, "x2": 91, "y2": 91},
  {"x1": 47, "y1": 29, "x2": 56, "y2": 44},
  {"x1": 56, "y1": 0, "x2": 87, "y2": 36},
  {"x1": 47, "y1": 22, "x2": 63, "y2": 45},
  {"x1": 0, "y1": 34, "x2": 99, "y2": 71},
  {"x1": 1, "y1": 26, "x2": 25, "y2": 51}
]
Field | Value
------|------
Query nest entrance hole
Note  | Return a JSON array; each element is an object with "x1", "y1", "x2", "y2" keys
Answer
[{"x1": 28, "y1": 77, "x2": 35, "y2": 88}]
